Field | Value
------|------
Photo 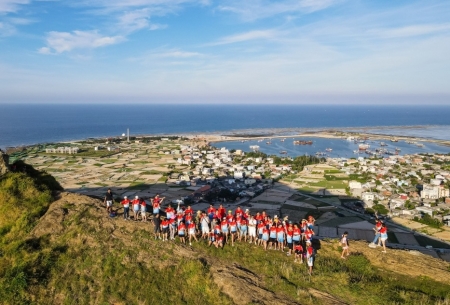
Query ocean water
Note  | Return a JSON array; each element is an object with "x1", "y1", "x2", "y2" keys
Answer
[
  {"x1": 212, "y1": 137, "x2": 450, "y2": 159},
  {"x1": 1, "y1": 104, "x2": 450, "y2": 149}
]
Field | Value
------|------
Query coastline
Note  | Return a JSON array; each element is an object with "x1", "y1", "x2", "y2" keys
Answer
[{"x1": 3, "y1": 125, "x2": 450, "y2": 151}]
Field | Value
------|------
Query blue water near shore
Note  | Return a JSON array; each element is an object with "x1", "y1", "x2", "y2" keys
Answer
[
  {"x1": 1, "y1": 104, "x2": 449, "y2": 151},
  {"x1": 213, "y1": 137, "x2": 450, "y2": 159}
]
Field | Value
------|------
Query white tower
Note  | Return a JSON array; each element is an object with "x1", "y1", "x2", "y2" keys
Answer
[{"x1": 127, "y1": 128, "x2": 130, "y2": 142}]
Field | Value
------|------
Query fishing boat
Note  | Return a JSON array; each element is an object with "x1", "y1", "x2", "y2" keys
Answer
[
  {"x1": 380, "y1": 142, "x2": 387, "y2": 146},
  {"x1": 279, "y1": 150, "x2": 287, "y2": 154},
  {"x1": 250, "y1": 145, "x2": 260, "y2": 151},
  {"x1": 390, "y1": 138, "x2": 398, "y2": 142},
  {"x1": 358, "y1": 143, "x2": 370, "y2": 150},
  {"x1": 325, "y1": 148, "x2": 332, "y2": 152}
]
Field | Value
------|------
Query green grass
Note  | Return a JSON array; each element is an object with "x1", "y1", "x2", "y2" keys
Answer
[
  {"x1": 324, "y1": 170, "x2": 342, "y2": 174},
  {"x1": 310, "y1": 180, "x2": 347, "y2": 189},
  {"x1": 140, "y1": 170, "x2": 163, "y2": 175}
]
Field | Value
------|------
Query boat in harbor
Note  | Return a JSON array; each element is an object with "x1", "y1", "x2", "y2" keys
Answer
[
  {"x1": 358, "y1": 143, "x2": 370, "y2": 150},
  {"x1": 279, "y1": 150, "x2": 287, "y2": 154},
  {"x1": 250, "y1": 145, "x2": 260, "y2": 151},
  {"x1": 390, "y1": 138, "x2": 398, "y2": 142},
  {"x1": 293, "y1": 140, "x2": 313, "y2": 145},
  {"x1": 380, "y1": 142, "x2": 388, "y2": 146},
  {"x1": 325, "y1": 148, "x2": 332, "y2": 152},
  {"x1": 416, "y1": 143, "x2": 424, "y2": 147},
  {"x1": 315, "y1": 152, "x2": 326, "y2": 156}
]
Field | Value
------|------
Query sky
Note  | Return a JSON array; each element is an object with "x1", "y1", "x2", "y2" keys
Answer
[{"x1": 0, "y1": 0, "x2": 450, "y2": 104}]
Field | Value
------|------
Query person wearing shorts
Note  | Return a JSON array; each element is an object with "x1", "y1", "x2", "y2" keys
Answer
[
  {"x1": 286, "y1": 222, "x2": 294, "y2": 256},
  {"x1": 276, "y1": 223, "x2": 285, "y2": 251},
  {"x1": 161, "y1": 217, "x2": 169, "y2": 241},
  {"x1": 229, "y1": 218, "x2": 237, "y2": 246},
  {"x1": 140, "y1": 198, "x2": 147, "y2": 222},
  {"x1": 268, "y1": 224, "x2": 277, "y2": 250},
  {"x1": 177, "y1": 221, "x2": 186, "y2": 244},
  {"x1": 239, "y1": 218, "x2": 248, "y2": 242},
  {"x1": 220, "y1": 218, "x2": 229, "y2": 242},
  {"x1": 294, "y1": 243, "x2": 303, "y2": 263},
  {"x1": 380, "y1": 223, "x2": 388, "y2": 253},
  {"x1": 104, "y1": 189, "x2": 114, "y2": 214},
  {"x1": 257, "y1": 222, "x2": 265, "y2": 246},
  {"x1": 262, "y1": 227, "x2": 269, "y2": 251},
  {"x1": 214, "y1": 232, "x2": 224, "y2": 249},
  {"x1": 340, "y1": 231, "x2": 349, "y2": 259},
  {"x1": 292, "y1": 224, "x2": 301, "y2": 246},
  {"x1": 208, "y1": 231, "x2": 215, "y2": 247},
  {"x1": 188, "y1": 222, "x2": 198, "y2": 246},
  {"x1": 248, "y1": 215, "x2": 257, "y2": 244},
  {"x1": 132, "y1": 196, "x2": 140, "y2": 221}
]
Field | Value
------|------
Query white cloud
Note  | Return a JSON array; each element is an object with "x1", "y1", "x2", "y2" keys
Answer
[
  {"x1": 218, "y1": 0, "x2": 340, "y2": 21},
  {"x1": 374, "y1": 23, "x2": 450, "y2": 38},
  {"x1": 209, "y1": 29, "x2": 280, "y2": 45},
  {"x1": 39, "y1": 30, "x2": 125, "y2": 54},
  {"x1": 117, "y1": 8, "x2": 167, "y2": 33},
  {"x1": 0, "y1": 0, "x2": 29, "y2": 13}
]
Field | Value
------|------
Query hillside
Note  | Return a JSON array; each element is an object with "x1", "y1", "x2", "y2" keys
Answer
[{"x1": 0, "y1": 170, "x2": 450, "y2": 304}]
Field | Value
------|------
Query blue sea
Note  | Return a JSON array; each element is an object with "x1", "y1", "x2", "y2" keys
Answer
[{"x1": 1, "y1": 104, "x2": 450, "y2": 153}]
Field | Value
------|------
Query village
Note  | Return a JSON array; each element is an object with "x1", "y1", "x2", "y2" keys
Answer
[{"x1": 12, "y1": 134, "x2": 450, "y2": 261}]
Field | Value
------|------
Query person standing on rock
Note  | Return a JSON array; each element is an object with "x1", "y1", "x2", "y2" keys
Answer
[
  {"x1": 104, "y1": 189, "x2": 114, "y2": 214},
  {"x1": 121, "y1": 196, "x2": 131, "y2": 220}
]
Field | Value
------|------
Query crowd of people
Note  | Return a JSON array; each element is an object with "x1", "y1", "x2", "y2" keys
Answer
[
  {"x1": 104, "y1": 188, "x2": 389, "y2": 275},
  {"x1": 104, "y1": 189, "x2": 317, "y2": 274}
]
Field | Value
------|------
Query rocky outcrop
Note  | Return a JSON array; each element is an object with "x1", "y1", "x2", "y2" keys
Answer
[{"x1": 0, "y1": 150, "x2": 9, "y2": 176}]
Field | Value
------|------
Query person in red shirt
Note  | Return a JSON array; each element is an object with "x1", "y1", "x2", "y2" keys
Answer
[
  {"x1": 294, "y1": 243, "x2": 304, "y2": 264},
  {"x1": 177, "y1": 221, "x2": 186, "y2": 244},
  {"x1": 214, "y1": 232, "x2": 224, "y2": 249},
  {"x1": 185, "y1": 205, "x2": 194, "y2": 217},
  {"x1": 268, "y1": 224, "x2": 277, "y2": 250},
  {"x1": 286, "y1": 222, "x2": 294, "y2": 256},
  {"x1": 257, "y1": 221, "x2": 265, "y2": 246},
  {"x1": 161, "y1": 217, "x2": 169, "y2": 241},
  {"x1": 254, "y1": 212, "x2": 263, "y2": 225},
  {"x1": 234, "y1": 206, "x2": 243, "y2": 217},
  {"x1": 226, "y1": 210, "x2": 234, "y2": 223},
  {"x1": 132, "y1": 196, "x2": 140, "y2": 221},
  {"x1": 229, "y1": 218, "x2": 238, "y2": 246},
  {"x1": 218, "y1": 204, "x2": 226, "y2": 219},
  {"x1": 212, "y1": 210, "x2": 221, "y2": 230},
  {"x1": 121, "y1": 196, "x2": 131, "y2": 220},
  {"x1": 188, "y1": 222, "x2": 198, "y2": 246},
  {"x1": 207, "y1": 204, "x2": 216, "y2": 224},
  {"x1": 151, "y1": 194, "x2": 165, "y2": 215},
  {"x1": 380, "y1": 223, "x2": 388, "y2": 253}
]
